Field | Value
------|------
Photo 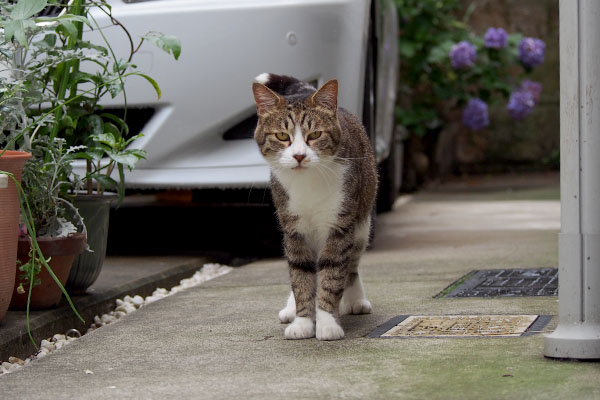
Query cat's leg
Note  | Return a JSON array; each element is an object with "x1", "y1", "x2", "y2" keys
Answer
[
  {"x1": 341, "y1": 217, "x2": 372, "y2": 315},
  {"x1": 279, "y1": 291, "x2": 295, "y2": 323},
  {"x1": 316, "y1": 229, "x2": 355, "y2": 341},
  {"x1": 283, "y1": 232, "x2": 317, "y2": 339},
  {"x1": 341, "y1": 265, "x2": 372, "y2": 315}
]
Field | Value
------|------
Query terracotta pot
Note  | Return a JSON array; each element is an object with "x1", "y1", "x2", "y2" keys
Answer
[
  {"x1": 0, "y1": 151, "x2": 31, "y2": 321},
  {"x1": 10, "y1": 233, "x2": 86, "y2": 310},
  {"x1": 67, "y1": 193, "x2": 117, "y2": 293}
]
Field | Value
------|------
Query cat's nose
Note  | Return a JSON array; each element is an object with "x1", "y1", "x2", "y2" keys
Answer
[{"x1": 293, "y1": 154, "x2": 306, "y2": 163}]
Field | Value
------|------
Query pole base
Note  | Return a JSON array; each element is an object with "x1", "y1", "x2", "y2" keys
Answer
[{"x1": 544, "y1": 323, "x2": 600, "y2": 360}]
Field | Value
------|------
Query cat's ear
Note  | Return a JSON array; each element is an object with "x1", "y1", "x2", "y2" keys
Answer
[
  {"x1": 310, "y1": 79, "x2": 338, "y2": 113},
  {"x1": 252, "y1": 82, "x2": 284, "y2": 116}
]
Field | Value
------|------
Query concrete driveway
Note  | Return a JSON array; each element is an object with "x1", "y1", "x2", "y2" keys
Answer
[{"x1": 2, "y1": 179, "x2": 599, "y2": 399}]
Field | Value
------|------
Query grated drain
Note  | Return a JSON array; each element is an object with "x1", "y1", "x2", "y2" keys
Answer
[
  {"x1": 369, "y1": 315, "x2": 552, "y2": 338},
  {"x1": 439, "y1": 268, "x2": 558, "y2": 298}
]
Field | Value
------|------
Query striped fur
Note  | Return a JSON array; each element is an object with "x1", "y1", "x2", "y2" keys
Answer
[{"x1": 252, "y1": 73, "x2": 377, "y2": 340}]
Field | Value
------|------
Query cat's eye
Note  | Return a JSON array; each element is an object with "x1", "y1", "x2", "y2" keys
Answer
[
  {"x1": 307, "y1": 131, "x2": 322, "y2": 140},
  {"x1": 275, "y1": 132, "x2": 290, "y2": 141}
]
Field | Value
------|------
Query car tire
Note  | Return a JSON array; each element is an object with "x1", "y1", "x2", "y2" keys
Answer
[{"x1": 376, "y1": 127, "x2": 403, "y2": 213}]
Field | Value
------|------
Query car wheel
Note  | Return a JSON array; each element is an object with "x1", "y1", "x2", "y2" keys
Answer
[{"x1": 376, "y1": 127, "x2": 403, "y2": 213}]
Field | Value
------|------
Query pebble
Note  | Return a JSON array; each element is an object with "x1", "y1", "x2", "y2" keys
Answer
[
  {"x1": 132, "y1": 295, "x2": 144, "y2": 307},
  {"x1": 0, "y1": 263, "x2": 232, "y2": 376},
  {"x1": 40, "y1": 340, "x2": 56, "y2": 351},
  {"x1": 53, "y1": 334, "x2": 66, "y2": 342},
  {"x1": 144, "y1": 295, "x2": 160, "y2": 304},
  {"x1": 8, "y1": 357, "x2": 24, "y2": 366},
  {"x1": 101, "y1": 314, "x2": 116, "y2": 324}
]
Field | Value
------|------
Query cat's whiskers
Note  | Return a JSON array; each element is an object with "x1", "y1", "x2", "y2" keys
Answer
[
  {"x1": 317, "y1": 159, "x2": 343, "y2": 181},
  {"x1": 313, "y1": 163, "x2": 335, "y2": 187}
]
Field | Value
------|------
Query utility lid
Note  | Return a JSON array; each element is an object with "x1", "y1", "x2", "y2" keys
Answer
[
  {"x1": 440, "y1": 268, "x2": 558, "y2": 298},
  {"x1": 369, "y1": 315, "x2": 552, "y2": 338}
]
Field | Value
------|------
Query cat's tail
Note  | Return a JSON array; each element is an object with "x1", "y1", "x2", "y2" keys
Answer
[{"x1": 254, "y1": 73, "x2": 315, "y2": 96}]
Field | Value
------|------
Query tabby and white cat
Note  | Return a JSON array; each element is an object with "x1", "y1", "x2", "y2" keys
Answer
[{"x1": 252, "y1": 73, "x2": 377, "y2": 340}]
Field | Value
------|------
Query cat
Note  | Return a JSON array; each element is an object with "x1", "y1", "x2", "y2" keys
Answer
[{"x1": 251, "y1": 73, "x2": 377, "y2": 340}]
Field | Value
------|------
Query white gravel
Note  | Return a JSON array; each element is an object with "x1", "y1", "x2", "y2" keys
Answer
[{"x1": 0, "y1": 263, "x2": 232, "y2": 376}]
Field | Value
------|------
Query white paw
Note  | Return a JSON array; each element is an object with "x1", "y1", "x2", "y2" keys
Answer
[
  {"x1": 279, "y1": 291, "x2": 296, "y2": 323},
  {"x1": 316, "y1": 309, "x2": 344, "y2": 341},
  {"x1": 284, "y1": 317, "x2": 315, "y2": 340},
  {"x1": 343, "y1": 299, "x2": 372, "y2": 315},
  {"x1": 279, "y1": 307, "x2": 295, "y2": 323}
]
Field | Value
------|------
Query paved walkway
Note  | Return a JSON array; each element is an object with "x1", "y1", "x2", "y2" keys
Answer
[{"x1": 2, "y1": 179, "x2": 599, "y2": 399}]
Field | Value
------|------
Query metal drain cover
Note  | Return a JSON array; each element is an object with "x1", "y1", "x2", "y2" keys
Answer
[
  {"x1": 369, "y1": 315, "x2": 552, "y2": 338},
  {"x1": 441, "y1": 268, "x2": 558, "y2": 298}
]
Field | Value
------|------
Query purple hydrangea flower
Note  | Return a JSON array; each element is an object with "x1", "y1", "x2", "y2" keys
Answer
[
  {"x1": 484, "y1": 27, "x2": 508, "y2": 49},
  {"x1": 462, "y1": 98, "x2": 489, "y2": 131},
  {"x1": 518, "y1": 37, "x2": 546, "y2": 68},
  {"x1": 520, "y1": 79, "x2": 542, "y2": 103},
  {"x1": 507, "y1": 89, "x2": 535, "y2": 119},
  {"x1": 450, "y1": 41, "x2": 477, "y2": 70}
]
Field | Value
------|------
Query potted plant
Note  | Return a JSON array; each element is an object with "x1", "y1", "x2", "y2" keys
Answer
[
  {"x1": 2, "y1": 0, "x2": 180, "y2": 294},
  {"x1": 9, "y1": 136, "x2": 87, "y2": 310},
  {"x1": 54, "y1": 0, "x2": 179, "y2": 292},
  {"x1": 0, "y1": 0, "x2": 179, "y2": 343}
]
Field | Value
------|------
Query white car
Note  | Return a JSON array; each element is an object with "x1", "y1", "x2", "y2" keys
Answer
[{"x1": 85, "y1": 0, "x2": 401, "y2": 210}]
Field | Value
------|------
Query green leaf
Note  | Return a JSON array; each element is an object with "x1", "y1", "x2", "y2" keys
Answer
[
  {"x1": 103, "y1": 122, "x2": 121, "y2": 138},
  {"x1": 101, "y1": 113, "x2": 129, "y2": 137},
  {"x1": 70, "y1": 71, "x2": 104, "y2": 88},
  {"x1": 93, "y1": 132, "x2": 117, "y2": 147},
  {"x1": 3, "y1": 20, "x2": 33, "y2": 46},
  {"x1": 11, "y1": 0, "x2": 47, "y2": 19},
  {"x1": 106, "y1": 76, "x2": 124, "y2": 98},
  {"x1": 33, "y1": 33, "x2": 57, "y2": 49},
  {"x1": 87, "y1": 147, "x2": 105, "y2": 161},
  {"x1": 124, "y1": 133, "x2": 144, "y2": 147},
  {"x1": 76, "y1": 40, "x2": 109, "y2": 56},
  {"x1": 142, "y1": 32, "x2": 181, "y2": 60},
  {"x1": 57, "y1": 20, "x2": 77, "y2": 38},
  {"x1": 35, "y1": 14, "x2": 91, "y2": 27},
  {"x1": 58, "y1": 115, "x2": 75, "y2": 131},
  {"x1": 399, "y1": 41, "x2": 417, "y2": 58},
  {"x1": 131, "y1": 72, "x2": 161, "y2": 99},
  {"x1": 94, "y1": 174, "x2": 118, "y2": 191},
  {"x1": 427, "y1": 40, "x2": 454, "y2": 64},
  {"x1": 107, "y1": 151, "x2": 141, "y2": 169},
  {"x1": 85, "y1": 114, "x2": 104, "y2": 136}
]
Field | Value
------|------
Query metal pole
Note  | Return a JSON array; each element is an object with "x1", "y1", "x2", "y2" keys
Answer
[{"x1": 544, "y1": 0, "x2": 600, "y2": 359}]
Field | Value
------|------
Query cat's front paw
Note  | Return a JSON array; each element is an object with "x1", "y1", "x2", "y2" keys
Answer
[
  {"x1": 279, "y1": 306, "x2": 296, "y2": 324},
  {"x1": 343, "y1": 299, "x2": 372, "y2": 315},
  {"x1": 316, "y1": 309, "x2": 344, "y2": 341},
  {"x1": 284, "y1": 317, "x2": 315, "y2": 339}
]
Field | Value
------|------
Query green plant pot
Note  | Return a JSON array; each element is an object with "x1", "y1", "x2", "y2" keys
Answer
[{"x1": 66, "y1": 193, "x2": 117, "y2": 293}]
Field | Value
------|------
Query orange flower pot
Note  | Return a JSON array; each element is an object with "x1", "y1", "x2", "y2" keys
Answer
[{"x1": 0, "y1": 151, "x2": 31, "y2": 321}]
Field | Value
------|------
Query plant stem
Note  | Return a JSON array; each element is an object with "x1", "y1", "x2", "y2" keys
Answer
[{"x1": 50, "y1": 0, "x2": 86, "y2": 142}]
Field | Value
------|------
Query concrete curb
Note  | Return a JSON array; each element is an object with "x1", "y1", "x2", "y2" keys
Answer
[{"x1": 0, "y1": 257, "x2": 209, "y2": 362}]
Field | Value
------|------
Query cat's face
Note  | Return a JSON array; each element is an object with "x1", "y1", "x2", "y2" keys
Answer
[{"x1": 252, "y1": 80, "x2": 341, "y2": 171}]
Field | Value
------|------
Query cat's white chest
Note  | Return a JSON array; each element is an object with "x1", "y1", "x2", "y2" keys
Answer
[{"x1": 275, "y1": 165, "x2": 346, "y2": 254}]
